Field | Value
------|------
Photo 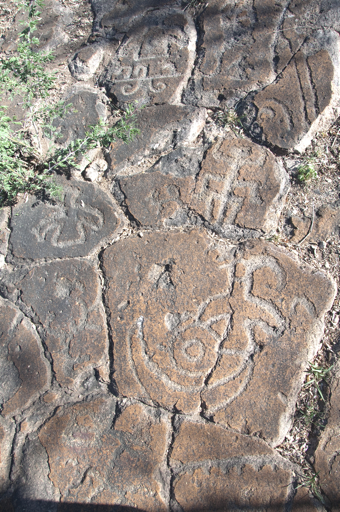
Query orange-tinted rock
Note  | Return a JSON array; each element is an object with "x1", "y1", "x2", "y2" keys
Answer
[
  {"x1": 9, "y1": 177, "x2": 121, "y2": 260},
  {"x1": 103, "y1": 231, "x2": 335, "y2": 443},
  {"x1": 16, "y1": 260, "x2": 109, "y2": 388},
  {"x1": 39, "y1": 397, "x2": 168, "y2": 510},
  {"x1": 171, "y1": 420, "x2": 293, "y2": 511},
  {"x1": 114, "y1": 137, "x2": 288, "y2": 234},
  {"x1": 290, "y1": 204, "x2": 340, "y2": 243},
  {"x1": 315, "y1": 361, "x2": 340, "y2": 511},
  {"x1": 0, "y1": 297, "x2": 51, "y2": 417}
]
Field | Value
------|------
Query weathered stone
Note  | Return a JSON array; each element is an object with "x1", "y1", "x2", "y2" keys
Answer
[
  {"x1": 15, "y1": 260, "x2": 109, "y2": 389},
  {"x1": 53, "y1": 90, "x2": 107, "y2": 145},
  {"x1": 0, "y1": 297, "x2": 51, "y2": 418},
  {"x1": 99, "y1": 8, "x2": 196, "y2": 108},
  {"x1": 171, "y1": 420, "x2": 294, "y2": 511},
  {"x1": 114, "y1": 137, "x2": 288, "y2": 233},
  {"x1": 36, "y1": 397, "x2": 167, "y2": 510},
  {"x1": 69, "y1": 44, "x2": 104, "y2": 81},
  {"x1": 102, "y1": 230, "x2": 335, "y2": 444},
  {"x1": 290, "y1": 203, "x2": 340, "y2": 244},
  {"x1": 9, "y1": 177, "x2": 122, "y2": 260},
  {"x1": 107, "y1": 104, "x2": 206, "y2": 176},
  {"x1": 0, "y1": 416, "x2": 15, "y2": 492},
  {"x1": 240, "y1": 30, "x2": 340, "y2": 151},
  {"x1": 0, "y1": 208, "x2": 10, "y2": 268},
  {"x1": 315, "y1": 360, "x2": 340, "y2": 511}
]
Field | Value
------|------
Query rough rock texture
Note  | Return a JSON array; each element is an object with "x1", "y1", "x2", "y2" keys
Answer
[
  {"x1": 102, "y1": 230, "x2": 335, "y2": 445},
  {"x1": 107, "y1": 104, "x2": 206, "y2": 176},
  {"x1": 9, "y1": 177, "x2": 123, "y2": 260},
  {"x1": 315, "y1": 361, "x2": 340, "y2": 510},
  {"x1": 113, "y1": 136, "x2": 288, "y2": 234},
  {"x1": 1, "y1": 0, "x2": 339, "y2": 509}
]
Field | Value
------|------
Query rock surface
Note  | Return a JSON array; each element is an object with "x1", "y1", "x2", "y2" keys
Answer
[{"x1": 1, "y1": 0, "x2": 340, "y2": 510}]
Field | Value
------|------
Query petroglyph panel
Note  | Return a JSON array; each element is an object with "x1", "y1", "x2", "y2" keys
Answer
[
  {"x1": 0, "y1": 297, "x2": 51, "y2": 418},
  {"x1": 171, "y1": 421, "x2": 294, "y2": 511},
  {"x1": 16, "y1": 260, "x2": 109, "y2": 388},
  {"x1": 114, "y1": 137, "x2": 288, "y2": 233},
  {"x1": 103, "y1": 231, "x2": 335, "y2": 443},
  {"x1": 38, "y1": 397, "x2": 168, "y2": 510},
  {"x1": 9, "y1": 177, "x2": 121, "y2": 260},
  {"x1": 100, "y1": 9, "x2": 196, "y2": 108},
  {"x1": 240, "y1": 31, "x2": 340, "y2": 150}
]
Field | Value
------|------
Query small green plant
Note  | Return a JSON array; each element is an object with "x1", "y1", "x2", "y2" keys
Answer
[
  {"x1": 296, "y1": 160, "x2": 318, "y2": 183},
  {"x1": 304, "y1": 362, "x2": 334, "y2": 401},
  {"x1": 0, "y1": 0, "x2": 139, "y2": 206},
  {"x1": 296, "y1": 472, "x2": 324, "y2": 503},
  {"x1": 297, "y1": 401, "x2": 323, "y2": 427},
  {"x1": 214, "y1": 108, "x2": 244, "y2": 137}
]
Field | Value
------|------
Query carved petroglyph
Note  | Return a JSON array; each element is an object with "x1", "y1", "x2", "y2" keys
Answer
[
  {"x1": 9, "y1": 178, "x2": 121, "y2": 260},
  {"x1": 103, "y1": 231, "x2": 335, "y2": 442},
  {"x1": 115, "y1": 137, "x2": 288, "y2": 233},
  {"x1": 100, "y1": 10, "x2": 196, "y2": 107}
]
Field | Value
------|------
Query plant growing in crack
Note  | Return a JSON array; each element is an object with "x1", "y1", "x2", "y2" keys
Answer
[{"x1": 0, "y1": 0, "x2": 139, "y2": 206}]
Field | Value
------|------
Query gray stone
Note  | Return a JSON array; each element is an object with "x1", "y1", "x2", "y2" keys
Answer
[
  {"x1": 107, "y1": 104, "x2": 206, "y2": 177},
  {"x1": 9, "y1": 177, "x2": 122, "y2": 260},
  {"x1": 98, "y1": 8, "x2": 196, "y2": 108},
  {"x1": 69, "y1": 44, "x2": 104, "y2": 81}
]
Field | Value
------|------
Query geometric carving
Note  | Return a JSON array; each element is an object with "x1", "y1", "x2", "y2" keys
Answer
[
  {"x1": 115, "y1": 137, "x2": 288, "y2": 234},
  {"x1": 16, "y1": 260, "x2": 109, "y2": 388},
  {"x1": 99, "y1": 9, "x2": 196, "y2": 108},
  {"x1": 102, "y1": 230, "x2": 336, "y2": 444},
  {"x1": 0, "y1": 297, "x2": 51, "y2": 418},
  {"x1": 9, "y1": 177, "x2": 121, "y2": 260}
]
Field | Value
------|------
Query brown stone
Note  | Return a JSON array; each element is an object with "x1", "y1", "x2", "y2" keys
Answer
[
  {"x1": 9, "y1": 177, "x2": 121, "y2": 260},
  {"x1": 38, "y1": 397, "x2": 168, "y2": 510},
  {"x1": 240, "y1": 33, "x2": 340, "y2": 150},
  {"x1": 103, "y1": 230, "x2": 335, "y2": 443},
  {"x1": 107, "y1": 104, "x2": 206, "y2": 176},
  {"x1": 114, "y1": 137, "x2": 288, "y2": 233},
  {"x1": 16, "y1": 260, "x2": 109, "y2": 388},
  {"x1": 290, "y1": 204, "x2": 340, "y2": 244},
  {"x1": 0, "y1": 297, "x2": 51, "y2": 417},
  {"x1": 99, "y1": 9, "x2": 195, "y2": 108},
  {"x1": 315, "y1": 360, "x2": 340, "y2": 511},
  {"x1": 171, "y1": 420, "x2": 294, "y2": 511}
]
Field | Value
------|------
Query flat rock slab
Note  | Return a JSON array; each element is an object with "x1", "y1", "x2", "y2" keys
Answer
[
  {"x1": 240, "y1": 30, "x2": 340, "y2": 151},
  {"x1": 99, "y1": 8, "x2": 196, "y2": 108},
  {"x1": 0, "y1": 297, "x2": 51, "y2": 418},
  {"x1": 9, "y1": 177, "x2": 122, "y2": 260},
  {"x1": 114, "y1": 136, "x2": 288, "y2": 234},
  {"x1": 107, "y1": 104, "x2": 206, "y2": 176},
  {"x1": 315, "y1": 360, "x2": 340, "y2": 510},
  {"x1": 102, "y1": 229, "x2": 335, "y2": 445},
  {"x1": 11, "y1": 259, "x2": 109, "y2": 389}
]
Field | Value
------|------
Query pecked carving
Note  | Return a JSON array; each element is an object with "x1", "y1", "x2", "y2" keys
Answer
[{"x1": 102, "y1": 230, "x2": 336, "y2": 444}]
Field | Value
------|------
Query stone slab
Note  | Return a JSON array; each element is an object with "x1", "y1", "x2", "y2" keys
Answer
[
  {"x1": 315, "y1": 360, "x2": 340, "y2": 511},
  {"x1": 102, "y1": 230, "x2": 336, "y2": 445},
  {"x1": 290, "y1": 203, "x2": 340, "y2": 244},
  {"x1": 239, "y1": 30, "x2": 340, "y2": 151},
  {"x1": 35, "y1": 397, "x2": 168, "y2": 510},
  {"x1": 13, "y1": 259, "x2": 109, "y2": 389},
  {"x1": 107, "y1": 104, "x2": 206, "y2": 176},
  {"x1": 99, "y1": 8, "x2": 196, "y2": 108},
  {"x1": 114, "y1": 137, "x2": 288, "y2": 234},
  {"x1": 0, "y1": 297, "x2": 51, "y2": 418},
  {"x1": 0, "y1": 416, "x2": 15, "y2": 492},
  {"x1": 170, "y1": 419, "x2": 294, "y2": 511},
  {"x1": 9, "y1": 177, "x2": 122, "y2": 261}
]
